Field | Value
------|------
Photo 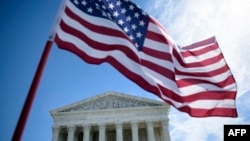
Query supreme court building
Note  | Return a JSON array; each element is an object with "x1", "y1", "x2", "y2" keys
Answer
[{"x1": 50, "y1": 91, "x2": 171, "y2": 141}]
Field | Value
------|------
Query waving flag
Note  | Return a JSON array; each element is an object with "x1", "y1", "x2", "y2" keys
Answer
[{"x1": 53, "y1": 0, "x2": 237, "y2": 117}]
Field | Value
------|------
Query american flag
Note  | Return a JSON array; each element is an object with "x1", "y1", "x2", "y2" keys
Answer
[{"x1": 53, "y1": 0, "x2": 237, "y2": 117}]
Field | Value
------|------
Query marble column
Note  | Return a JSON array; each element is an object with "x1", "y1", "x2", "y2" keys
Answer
[
  {"x1": 83, "y1": 125, "x2": 90, "y2": 141},
  {"x1": 146, "y1": 121, "x2": 155, "y2": 141},
  {"x1": 161, "y1": 119, "x2": 171, "y2": 141},
  {"x1": 52, "y1": 126, "x2": 60, "y2": 141},
  {"x1": 67, "y1": 125, "x2": 76, "y2": 141},
  {"x1": 116, "y1": 122, "x2": 123, "y2": 141},
  {"x1": 99, "y1": 123, "x2": 106, "y2": 141},
  {"x1": 131, "y1": 122, "x2": 139, "y2": 141}
]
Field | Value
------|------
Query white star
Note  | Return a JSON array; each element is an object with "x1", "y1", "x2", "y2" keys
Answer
[
  {"x1": 109, "y1": 3, "x2": 115, "y2": 9},
  {"x1": 113, "y1": 11, "x2": 119, "y2": 17},
  {"x1": 118, "y1": 19, "x2": 124, "y2": 25},
  {"x1": 126, "y1": 16, "x2": 132, "y2": 22},
  {"x1": 74, "y1": 0, "x2": 79, "y2": 5},
  {"x1": 116, "y1": 0, "x2": 121, "y2": 6},
  {"x1": 129, "y1": 5, "x2": 134, "y2": 10},
  {"x1": 102, "y1": 5, "x2": 106, "y2": 9},
  {"x1": 87, "y1": 7, "x2": 93, "y2": 13},
  {"x1": 95, "y1": 3, "x2": 100, "y2": 9},
  {"x1": 139, "y1": 20, "x2": 145, "y2": 26},
  {"x1": 129, "y1": 35, "x2": 134, "y2": 40},
  {"x1": 124, "y1": 27, "x2": 129, "y2": 33},
  {"x1": 102, "y1": 11, "x2": 107, "y2": 17},
  {"x1": 121, "y1": 8, "x2": 126, "y2": 14},
  {"x1": 134, "y1": 12, "x2": 139, "y2": 18},
  {"x1": 131, "y1": 24, "x2": 137, "y2": 30},
  {"x1": 136, "y1": 32, "x2": 142, "y2": 38},
  {"x1": 81, "y1": 0, "x2": 87, "y2": 6}
]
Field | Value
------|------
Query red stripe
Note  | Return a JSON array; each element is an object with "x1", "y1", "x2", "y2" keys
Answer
[
  {"x1": 175, "y1": 64, "x2": 230, "y2": 77},
  {"x1": 142, "y1": 46, "x2": 172, "y2": 60},
  {"x1": 173, "y1": 48, "x2": 224, "y2": 68},
  {"x1": 178, "y1": 106, "x2": 237, "y2": 117},
  {"x1": 181, "y1": 42, "x2": 219, "y2": 57},
  {"x1": 181, "y1": 36, "x2": 216, "y2": 49},
  {"x1": 146, "y1": 30, "x2": 169, "y2": 44},
  {"x1": 141, "y1": 59, "x2": 175, "y2": 80},
  {"x1": 176, "y1": 75, "x2": 236, "y2": 88},
  {"x1": 158, "y1": 84, "x2": 236, "y2": 103}
]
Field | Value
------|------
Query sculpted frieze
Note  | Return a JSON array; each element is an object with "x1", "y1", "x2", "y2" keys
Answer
[{"x1": 60, "y1": 95, "x2": 162, "y2": 112}]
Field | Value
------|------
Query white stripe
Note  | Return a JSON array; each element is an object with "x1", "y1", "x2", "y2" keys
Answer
[
  {"x1": 176, "y1": 70, "x2": 233, "y2": 83},
  {"x1": 139, "y1": 52, "x2": 174, "y2": 71},
  {"x1": 185, "y1": 99, "x2": 236, "y2": 109},
  {"x1": 181, "y1": 42, "x2": 215, "y2": 51},
  {"x1": 180, "y1": 48, "x2": 222, "y2": 63},
  {"x1": 173, "y1": 57, "x2": 226, "y2": 72},
  {"x1": 159, "y1": 90, "x2": 236, "y2": 109},
  {"x1": 144, "y1": 37, "x2": 171, "y2": 53},
  {"x1": 179, "y1": 84, "x2": 231, "y2": 96}
]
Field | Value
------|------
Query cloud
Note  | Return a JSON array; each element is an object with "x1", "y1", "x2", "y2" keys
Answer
[{"x1": 169, "y1": 109, "x2": 243, "y2": 141}]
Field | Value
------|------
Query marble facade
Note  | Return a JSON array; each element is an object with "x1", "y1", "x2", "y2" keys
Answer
[{"x1": 50, "y1": 91, "x2": 171, "y2": 141}]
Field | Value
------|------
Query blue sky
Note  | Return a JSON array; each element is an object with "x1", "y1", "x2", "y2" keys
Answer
[{"x1": 1, "y1": 0, "x2": 250, "y2": 141}]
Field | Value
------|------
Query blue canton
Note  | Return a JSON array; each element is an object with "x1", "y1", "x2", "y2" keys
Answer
[{"x1": 70, "y1": 0, "x2": 150, "y2": 51}]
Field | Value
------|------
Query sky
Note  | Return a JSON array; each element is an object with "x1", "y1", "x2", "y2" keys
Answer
[{"x1": 0, "y1": 0, "x2": 250, "y2": 141}]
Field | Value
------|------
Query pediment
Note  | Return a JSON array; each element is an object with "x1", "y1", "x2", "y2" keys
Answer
[{"x1": 51, "y1": 91, "x2": 166, "y2": 113}]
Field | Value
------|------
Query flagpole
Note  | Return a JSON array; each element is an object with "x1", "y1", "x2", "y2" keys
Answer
[{"x1": 12, "y1": 40, "x2": 53, "y2": 141}]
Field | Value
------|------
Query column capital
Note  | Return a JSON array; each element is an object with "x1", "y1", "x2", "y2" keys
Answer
[
  {"x1": 131, "y1": 121, "x2": 138, "y2": 128},
  {"x1": 130, "y1": 120, "x2": 138, "y2": 124},
  {"x1": 67, "y1": 124, "x2": 76, "y2": 127},
  {"x1": 161, "y1": 119, "x2": 169, "y2": 126},
  {"x1": 67, "y1": 125, "x2": 76, "y2": 131},
  {"x1": 82, "y1": 124, "x2": 90, "y2": 128},
  {"x1": 52, "y1": 126, "x2": 60, "y2": 132},
  {"x1": 83, "y1": 125, "x2": 91, "y2": 133},
  {"x1": 98, "y1": 123, "x2": 106, "y2": 129},
  {"x1": 146, "y1": 120, "x2": 154, "y2": 126},
  {"x1": 115, "y1": 122, "x2": 123, "y2": 128}
]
